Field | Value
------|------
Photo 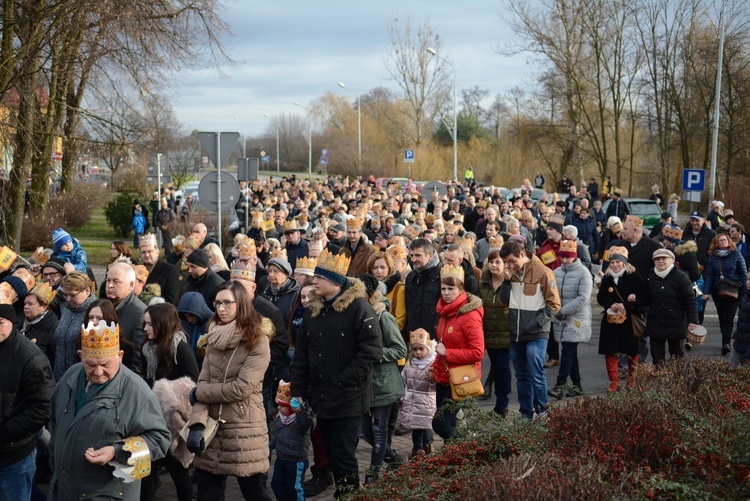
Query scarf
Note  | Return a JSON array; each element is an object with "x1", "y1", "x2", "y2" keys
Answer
[
  {"x1": 607, "y1": 266, "x2": 626, "y2": 285},
  {"x1": 208, "y1": 320, "x2": 241, "y2": 351},
  {"x1": 142, "y1": 331, "x2": 187, "y2": 381},
  {"x1": 21, "y1": 310, "x2": 48, "y2": 336},
  {"x1": 715, "y1": 249, "x2": 731, "y2": 258},
  {"x1": 654, "y1": 265, "x2": 674, "y2": 279},
  {"x1": 279, "y1": 412, "x2": 297, "y2": 426}
]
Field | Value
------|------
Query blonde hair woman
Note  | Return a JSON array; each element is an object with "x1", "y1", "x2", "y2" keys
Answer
[{"x1": 203, "y1": 242, "x2": 230, "y2": 281}]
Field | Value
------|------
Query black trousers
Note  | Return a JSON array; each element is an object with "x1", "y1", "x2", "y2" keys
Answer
[
  {"x1": 713, "y1": 294, "x2": 740, "y2": 345},
  {"x1": 196, "y1": 469, "x2": 271, "y2": 501},
  {"x1": 650, "y1": 338, "x2": 684, "y2": 367},
  {"x1": 318, "y1": 416, "x2": 361, "y2": 489}
]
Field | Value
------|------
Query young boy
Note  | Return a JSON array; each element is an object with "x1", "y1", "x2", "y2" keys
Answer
[{"x1": 271, "y1": 380, "x2": 316, "y2": 501}]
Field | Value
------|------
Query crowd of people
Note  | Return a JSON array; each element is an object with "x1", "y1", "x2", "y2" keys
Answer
[{"x1": 1, "y1": 173, "x2": 749, "y2": 500}]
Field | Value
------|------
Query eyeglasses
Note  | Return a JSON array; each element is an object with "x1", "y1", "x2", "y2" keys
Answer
[
  {"x1": 213, "y1": 300, "x2": 237, "y2": 309},
  {"x1": 42, "y1": 272, "x2": 61, "y2": 278},
  {"x1": 62, "y1": 290, "x2": 83, "y2": 299}
]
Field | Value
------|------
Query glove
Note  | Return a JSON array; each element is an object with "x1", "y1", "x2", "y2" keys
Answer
[
  {"x1": 188, "y1": 387, "x2": 198, "y2": 406},
  {"x1": 290, "y1": 397, "x2": 302, "y2": 411},
  {"x1": 186, "y1": 426, "x2": 205, "y2": 454},
  {"x1": 555, "y1": 312, "x2": 565, "y2": 321}
]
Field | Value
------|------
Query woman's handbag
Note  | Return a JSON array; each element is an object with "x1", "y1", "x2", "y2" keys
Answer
[
  {"x1": 613, "y1": 285, "x2": 646, "y2": 339},
  {"x1": 717, "y1": 259, "x2": 741, "y2": 298},
  {"x1": 446, "y1": 363, "x2": 485, "y2": 400},
  {"x1": 179, "y1": 345, "x2": 239, "y2": 452}
]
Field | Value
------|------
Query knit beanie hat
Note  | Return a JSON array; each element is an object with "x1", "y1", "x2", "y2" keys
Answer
[
  {"x1": 2, "y1": 276, "x2": 28, "y2": 300},
  {"x1": 186, "y1": 249, "x2": 210, "y2": 268},
  {"x1": 267, "y1": 258, "x2": 292, "y2": 277},
  {"x1": 51, "y1": 228, "x2": 72, "y2": 251},
  {"x1": 0, "y1": 303, "x2": 15, "y2": 323},
  {"x1": 42, "y1": 258, "x2": 67, "y2": 275},
  {"x1": 355, "y1": 273, "x2": 378, "y2": 298}
]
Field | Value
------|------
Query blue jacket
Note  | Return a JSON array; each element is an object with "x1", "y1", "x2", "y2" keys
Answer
[
  {"x1": 132, "y1": 211, "x2": 147, "y2": 233},
  {"x1": 703, "y1": 250, "x2": 748, "y2": 297},
  {"x1": 50, "y1": 240, "x2": 87, "y2": 273},
  {"x1": 177, "y1": 292, "x2": 214, "y2": 368},
  {"x1": 571, "y1": 214, "x2": 600, "y2": 256}
]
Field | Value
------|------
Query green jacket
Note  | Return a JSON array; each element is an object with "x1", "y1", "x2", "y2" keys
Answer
[
  {"x1": 370, "y1": 294, "x2": 407, "y2": 408},
  {"x1": 479, "y1": 270, "x2": 511, "y2": 350}
]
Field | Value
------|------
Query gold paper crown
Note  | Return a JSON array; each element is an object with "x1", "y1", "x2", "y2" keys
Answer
[
  {"x1": 237, "y1": 239, "x2": 257, "y2": 259},
  {"x1": 13, "y1": 267, "x2": 36, "y2": 292},
  {"x1": 80, "y1": 321, "x2": 120, "y2": 357},
  {"x1": 662, "y1": 224, "x2": 683, "y2": 241},
  {"x1": 29, "y1": 281, "x2": 56, "y2": 304},
  {"x1": 624, "y1": 215, "x2": 643, "y2": 228},
  {"x1": 283, "y1": 220, "x2": 299, "y2": 232},
  {"x1": 250, "y1": 211, "x2": 264, "y2": 223},
  {"x1": 0, "y1": 246, "x2": 18, "y2": 272},
  {"x1": 295, "y1": 256, "x2": 318, "y2": 273},
  {"x1": 316, "y1": 249, "x2": 350, "y2": 277},
  {"x1": 387, "y1": 245, "x2": 408, "y2": 260},
  {"x1": 410, "y1": 328, "x2": 431, "y2": 347},
  {"x1": 308, "y1": 239, "x2": 324, "y2": 252},
  {"x1": 403, "y1": 224, "x2": 421, "y2": 241},
  {"x1": 270, "y1": 248, "x2": 288, "y2": 260},
  {"x1": 440, "y1": 263, "x2": 465, "y2": 283},
  {"x1": 607, "y1": 245, "x2": 629, "y2": 261},
  {"x1": 0, "y1": 282, "x2": 14, "y2": 304},
  {"x1": 32, "y1": 247, "x2": 50, "y2": 265},
  {"x1": 139, "y1": 233, "x2": 158, "y2": 249},
  {"x1": 132, "y1": 264, "x2": 149, "y2": 283},
  {"x1": 275, "y1": 379, "x2": 292, "y2": 406},
  {"x1": 346, "y1": 217, "x2": 363, "y2": 229},
  {"x1": 230, "y1": 262, "x2": 256, "y2": 282},
  {"x1": 559, "y1": 240, "x2": 578, "y2": 254},
  {"x1": 488, "y1": 235, "x2": 504, "y2": 249},
  {"x1": 548, "y1": 214, "x2": 566, "y2": 226}
]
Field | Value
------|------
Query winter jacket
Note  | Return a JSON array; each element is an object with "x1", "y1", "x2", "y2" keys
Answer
[
  {"x1": 605, "y1": 199, "x2": 630, "y2": 220},
  {"x1": 400, "y1": 352, "x2": 437, "y2": 430},
  {"x1": 50, "y1": 240, "x2": 87, "y2": 273},
  {"x1": 597, "y1": 270, "x2": 646, "y2": 357},
  {"x1": 0, "y1": 329, "x2": 55, "y2": 468},
  {"x1": 405, "y1": 258, "x2": 443, "y2": 338},
  {"x1": 132, "y1": 211, "x2": 148, "y2": 234},
  {"x1": 177, "y1": 291, "x2": 214, "y2": 367},
  {"x1": 478, "y1": 270, "x2": 510, "y2": 351},
  {"x1": 682, "y1": 223, "x2": 717, "y2": 267},
  {"x1": 339, "y1": 236, "x2": 376, "y2": 277},
  {"x1": 383, "y1": 273, "x2": 406, "y2": 332},
  {"x1": 552, "y1": 259, "x2": 593, "y2": 343},
  {"x1": 459, "y1": 257, "x2": 480, "y2": 295},
  {"x1": 499, "y1": 255, "x2": 561, "y2": 343},
  {"x1": 369, "y1": 295, "x2": 407, "y2": 408},
  {"x1": 261, "y1": 277, "x2": 300, "y2": 325},
  {"x1": 703, "y1": 249, "x2": 748, "y2": 297},
  {"x1": 572, "y1": 214, "x2": 600, "y2": 257},
  {"x1": 145, "y1": 259, "x2": 181, "y2": 305},
  {"x1": 187, "y1": 318, "x2": 273, "y2": 477},
  {"x1": 645, "y1": 267, "x2": 698, "y2": 340},
  {"x1": 285, "y1": 238, "x2": 309, "y2": 270},
  {"x1": 670, "y1": 240, "x2": 702, "y2": 282},
  {"x1": 53, "y1": 293, "x2": 96, "y2": 380},
  {"x1": 432, "y1": 292, "x2": 485, "y2": 385},
  {"x1": 16, "y1": 309, "x2": 58, "y2": 368},
  {"x1": 732, "y1": 290, "x2": 750, "y2": 362},
  {"x1": 186, "y1": 267, "x2": 226, "y2": 312},
  {"x1": 537, "y1": 239, "x2": 562, "y2": 270},
  {"x1": 114, "y1": 292, "x2": 147, "y2": 376},
  {"x1": 152, "y1": 376, "x2": 196, "y2": 469},
  {"x1": 49, "y1": 364, "x2": 170, "y2": 501},
  {"x1": 271, "y1": 404, "x2": 316, "y2": 462},
  {"x1": 253, "y1": 295, "x2": 291, "y2": 391},
  {"x1": 292, "y1": 279, "x2": 384, "y2": 419},
  {"x1": 603, "y1": 236, "x2": 663, "y2": 280}
]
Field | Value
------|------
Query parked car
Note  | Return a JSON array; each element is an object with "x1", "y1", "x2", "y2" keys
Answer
[{"x1": 602, "y1": 198, "x2": 662, "y2": 230}]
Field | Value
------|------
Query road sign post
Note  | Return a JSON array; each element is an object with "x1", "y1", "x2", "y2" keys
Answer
[
  {"x1": 196, "y1": 132, "x2": 240, "y2": 248},
  {"x1": 404, "y1": 149, "x2": 414, "y2": 178},
  {"x1": 682, "y1": 169, "x2": 706, "y2": 214}
]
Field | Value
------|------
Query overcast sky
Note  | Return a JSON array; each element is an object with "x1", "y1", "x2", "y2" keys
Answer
[{"x1": 172, "y1": 0, "x2": 533, "y2": 138}]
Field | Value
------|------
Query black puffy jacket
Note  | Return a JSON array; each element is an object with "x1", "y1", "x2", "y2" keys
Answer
[
  {"x1": 405, "y1": 261, "x2": 443, "y2": 338},
  {"x1": 645, "y1": 267, "x2": 698, "y2": 340}
]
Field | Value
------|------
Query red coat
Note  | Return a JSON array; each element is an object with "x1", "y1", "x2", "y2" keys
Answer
[
  {"x1": 432, "y1": 292, "x2": 485, "y2": 385},
  {"x1": 537, "y1": 239, "x2": 562, "y2": 270}
]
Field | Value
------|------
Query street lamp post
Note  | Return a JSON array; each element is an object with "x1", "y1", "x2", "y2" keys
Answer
[
  {"x1": 264, "y1": 114, "x2": 281, "y2": 173},
  {"x1": 337, "y1": 82, "x2": 361, "y2": 174},
  {"x1": 293, "y1": 102, "x2": 312, "y2": 178},
  {"x1": 427, "y1": 47, "x2": 457, "y2": 182}
]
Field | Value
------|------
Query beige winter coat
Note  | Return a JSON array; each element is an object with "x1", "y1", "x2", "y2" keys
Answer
[{"x1": 187, "y1": 318, "x2": 273, "y2": 477}]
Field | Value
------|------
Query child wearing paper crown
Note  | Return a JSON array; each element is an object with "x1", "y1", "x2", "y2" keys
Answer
[
  {"x1": 270, "y1": 380, "x2": 316, "y2": 501},
  {"x1": 400, "y1": 328, "x2": 437, "y2": 456}
]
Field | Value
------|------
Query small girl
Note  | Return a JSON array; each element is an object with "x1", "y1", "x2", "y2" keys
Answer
[{"x1": 400, "y1": 328, "x2": 437, "y2": 456}]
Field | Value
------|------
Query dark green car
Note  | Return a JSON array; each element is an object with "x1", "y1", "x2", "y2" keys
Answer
[{"x1": 602, "y1": 198, "x2": 663, "y2": 230}]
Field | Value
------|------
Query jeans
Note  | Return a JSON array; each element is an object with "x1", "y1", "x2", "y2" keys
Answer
[
  {"x1": 0, "y1": 449, "x2": 36, "y2": 501},
  {"x1": 271, "y1": 458, "x2": 308, "y2": 501},
  {"x1": 360, "y1": 404, "x2": 394, "y2": 473},
  {"x1": 412, "y1": 429, "x2": 432, "y2": 451},
  {"x1": 510, "y1": 338, "x2": 548, "y2": 419},
  {"x1": 197, "y1": 469, "x2": 271, "y2": 501},
  {"x1": 556, "y1": 342, "x2": 581, "y2": 387},
  {"x1": 318, "y1": 416, "x2": 361, "y2": 487},
  {"x1": 713, "y1": 294, "x2": 740, "y2": 345},
  {"x1": 432, "y1": 383, "x2": 458, "y2": 440},
  {"x1": 487, "y1": 348, "x2": 512, "y2": 413}
]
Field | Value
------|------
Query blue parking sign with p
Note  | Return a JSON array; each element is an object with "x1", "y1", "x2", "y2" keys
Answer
[
  {"x1": 404, "y1": 149, "x2": 415, "y2": 163},
  {"x1": 682, "y1": 169, "x2": 705, "y2": 191}
]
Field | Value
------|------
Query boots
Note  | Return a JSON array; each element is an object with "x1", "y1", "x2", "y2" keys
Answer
[
  {"x1": 605, "y1": 355, "x2": 620, "y2": 393},
  {"x1": 626, "y1": 356, "x2": 638, "y2": 389},
  {"x1": 547, "y1": 385, "x2": 564, "y2": 400},
  {"x1": 333, "y1": 473, "x2": 360, "y2": 499},
  {"x1": 305, "y1": 464, "x2": 334, "y2": 497}
]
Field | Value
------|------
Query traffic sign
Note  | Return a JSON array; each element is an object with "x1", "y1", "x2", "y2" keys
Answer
[
  {"x1": 682, "y1": 169, "x2": 706, "y2": 191},
  {"x1": 196, "y1": 132, "x2": 240, "y2": 169},
  {"x1": 197, "y1": 171, "x2": 241, "y2": 212},
  {"x1": 261, "y1": 155, "x2": 271, "y2": 164},
  {"x1": 404, "y1": 149, "x2": 415, "y2": 163},
  {"x1": 52, "y1": 152, "x2": 63, "y2": 161},
  {"x1": 238, "y1": 158, "x2": 259, "y2": 181}
]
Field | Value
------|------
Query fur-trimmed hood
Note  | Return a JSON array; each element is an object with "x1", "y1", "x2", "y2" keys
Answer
[
  {"x1": 307, "y1": 278, "x2": 367, "y2": 317},
  {"x1": 260, "y1": 317, "x2": 275, "y2": 338},
  {"x1": 436, "y1": 292, "x2": 483, "y2": 318},
  {"x1": 673, "y1": 239, "x2": 697, "y2": 257},
  {"x1": 456, "y1": 293, "x2": 483, "y2": 315}
]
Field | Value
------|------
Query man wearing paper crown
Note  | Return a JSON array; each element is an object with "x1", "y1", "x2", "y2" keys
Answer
[
  {"x1": 48, "y1": 320, "x2": 170, "y2": 500},
  {"x1": 0, "y1": 288, "x2": 55, "y2": 499},
  {"x1": 337, "y1": 217, "x2": 376, "y2": 277},
  {"x1": 139, "y1": 233, "x2": 181, "y2": 305},
  {"x1": 291, "y1": 249, "x2": 383, "y2": 496},
  {"x1": 283, "y1": 219, "x2": 310, "y2": 270}
]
